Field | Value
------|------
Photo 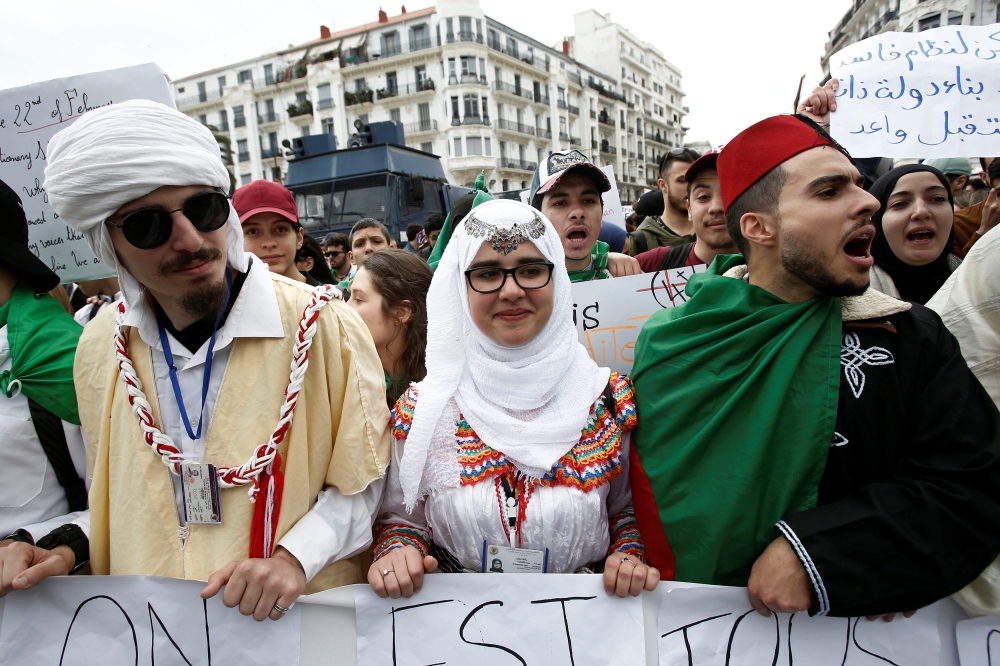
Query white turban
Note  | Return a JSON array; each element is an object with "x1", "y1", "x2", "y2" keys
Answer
[{"x1": 44, "y1": 99, "x2": 245, "y2": 307}]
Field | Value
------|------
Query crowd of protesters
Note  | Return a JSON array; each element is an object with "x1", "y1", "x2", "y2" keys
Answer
[{"x1": 1, "y1": 83, "x2": 1000, "y2": 626}]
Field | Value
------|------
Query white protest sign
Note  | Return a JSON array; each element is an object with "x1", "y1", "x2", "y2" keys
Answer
[
  {"x1": 0, "y1": 575, "x2": 301, "y2": 665},
  {"x1": 601, "y1": 164, "x2": 626, "y2": 229},
  {"x1": 0, "y1": 63, "x2": 174, "y2": 283},
  {"x1": 354, "y1": 573, "x2": 645, "y2": 666},
  {"x1": 956, "y1": 616, "x2": 1000, "y2": 666},
  {"x1": 655, "y1": 583, "x2": 957, "y2": 666},
  {"x1": 830, "y1": 24, "x2": 1000, "y2": 158},
  {"x1": 572, "y1": 265, "x2": 706, "y2": 375}
]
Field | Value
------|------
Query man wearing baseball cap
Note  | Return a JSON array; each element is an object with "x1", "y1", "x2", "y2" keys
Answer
[
  {"x1": 234, "y1": 180, "x2": 318, "y2": 285},
  {"x1": 0, "y1": 179, "x2": 89, "y2": 553},
  {"x1": 924, "y1": 157, "x2": 973, "y2": 199},
  {"x1": 528, "y1": 150, "x2": 640, "y2": 281},
  {"x1": 634, "y1": 149, "x2": 738, "y2": 272},
  {"x1": 629, "y1": 99, "x2": 1000, "y2": 618}
]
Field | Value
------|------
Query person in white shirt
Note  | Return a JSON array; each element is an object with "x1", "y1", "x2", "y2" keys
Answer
[{"x1": 0, "y1": 101, "x2": 391, "y2": 623}]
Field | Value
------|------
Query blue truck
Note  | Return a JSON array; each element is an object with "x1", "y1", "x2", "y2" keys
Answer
[{"x1": 283, "y1": 121, "x2": 471, "y2": 243}]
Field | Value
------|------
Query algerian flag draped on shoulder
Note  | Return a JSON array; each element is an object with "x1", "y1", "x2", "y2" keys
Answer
[
  {"x1": 428, "y1": 171, "x2": 492, "y2": 271},
  {"x1": 631, "y1": 254, "x2": 841, "y2": 586}
]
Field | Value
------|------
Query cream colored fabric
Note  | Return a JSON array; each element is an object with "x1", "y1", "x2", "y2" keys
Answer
[
  {"x1": 866, "y1": 265, "x2": 901, "y2": 300},
  {"x1": 74, "y1": 273, "x2": 390, "y2": 592}
]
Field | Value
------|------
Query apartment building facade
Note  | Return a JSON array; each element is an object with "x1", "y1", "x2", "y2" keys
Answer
[
  {"x1": 171, "y1": 0, "x2": 687, "y2": 204},
  {"x1": 821, "y1": 0, "x2": 999, "y2": 76}
]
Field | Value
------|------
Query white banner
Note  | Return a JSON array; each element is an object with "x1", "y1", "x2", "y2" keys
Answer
[
  {"x1": 601, "y1": 164, "x2": 627, "y2": 229},
  {"x1": 571, "y1": 265, "x2": 706, "y2": 375},
  {"x1": 0, "y1": 63, "x2": 174, "y2": 283},
  {"x1": 0, "y1": 575, "x2": 301, "y2": 665},
  {"x1": 956, "y1": 616, "x2": 1000, "y2": 666},
  {"x1": 354, "y1": 573, "x2": 645, "y2": 666},
  {"x1": 830, "y1": 24, "x2": 1000, "y2": 158}
]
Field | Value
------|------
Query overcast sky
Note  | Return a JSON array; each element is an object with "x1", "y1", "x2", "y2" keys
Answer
[{"x1": 1, "y1": 0, "x2": 851, "y2": 145}]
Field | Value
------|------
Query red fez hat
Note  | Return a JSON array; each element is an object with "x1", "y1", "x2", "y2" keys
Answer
[{"x1": 717, "y1": 115, "x2": 845, "y2": 210}]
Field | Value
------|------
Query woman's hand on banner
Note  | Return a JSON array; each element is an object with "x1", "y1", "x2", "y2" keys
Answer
[
  {"x1": 368, "y1": 545, "x2": 438, "y2": 599},
  {"x1": 604, "y1": 551, "x2": 660, "y2": 598},
  {"x1": 201, "y1": 546, "x2": 307, "y2": 621}
]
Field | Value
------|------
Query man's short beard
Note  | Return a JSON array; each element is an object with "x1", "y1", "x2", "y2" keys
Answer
[
  {"x1": 780, "y1": 227, "x2": 868, "y2": 298},
  {"x1": 181, "y1": 276, "x2": 228, "y2": 320},
  {"x1": 667, "y1": 192, "x2": 687, "y2": 215}
]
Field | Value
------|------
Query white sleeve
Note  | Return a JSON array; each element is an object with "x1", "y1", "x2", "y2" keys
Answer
[
  {"x1": 21, "y1": 510, "x2": 90, "y2": 543},
  {"x1": 18, "y1": 421, "x2": 91, "y2": 542},
  {"x1": 276, "y1": 478, "x2": 386, "y2": 583}
]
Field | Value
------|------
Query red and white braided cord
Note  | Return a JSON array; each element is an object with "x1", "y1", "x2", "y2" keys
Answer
[{"x1": 113, "y1": 285, "x2": 341, "y2": 501}]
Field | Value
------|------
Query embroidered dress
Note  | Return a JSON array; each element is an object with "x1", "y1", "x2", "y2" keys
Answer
[{"x1": 374, "y1": 372, "x2": 644, "y2": 574}]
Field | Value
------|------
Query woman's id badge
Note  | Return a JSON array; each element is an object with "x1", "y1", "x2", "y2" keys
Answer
[
  {"x1": 181, "y1": 463, "x2": 223, "y2": 525},
  {"x1": 481, "y1": 541, "x2": 549, "y2": 573}
]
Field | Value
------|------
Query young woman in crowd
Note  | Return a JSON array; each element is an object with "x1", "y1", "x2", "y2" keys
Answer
[
  {"x1": 868, "y1": 164, "x2": 961, "y2": 305},
  {"x1": 295, "y1": 234, "x2": 336, "y2": 285},
  {"x1": 366, "y1": 199, "x2": 658, "y2": 599},
  {"x1": 349, "y1": 249, "x2": 433, "y2": 406}
]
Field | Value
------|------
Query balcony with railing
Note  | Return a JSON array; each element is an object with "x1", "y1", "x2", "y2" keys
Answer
[
  {"x1": 455, "y1": 74, "x2": 488, "y2": 86},
  {"x1": 567, "y1": 71, "x2": 582, "y2": 87},
  {"x1": 496, "y1": 119, "x2": 535, "y2": 136},
  {"x1": 215, "y1": 120, "x2": 229, "y2": 132},
  {"x1": 344, "y1": 89, "x2": 374, "y2": 106},
  {"x1": 590, "y1": 109, "x2": 597, "y2": 119},
  {"x1": 457, "y1": 30, "x2": 483, "y2": 43},
  {"x1": 177, "y1": 89, "x2": 222, "y2": 109},
  {"x1": 237, "y1": 151, "x2": 250, "y2": 162},
  {"x1": 499, "y1": 158, "x2": 537, "y2": 172},
  {"x1": 569, "y1": 136, "x2": 581, "y2": 147},
  {"x1": 588, "y1": 79, "x2": 627, "y2": 104},
  {"x1": 404, "y1": 119, "x2": 438, "y2": 134},
  {"x1": 536, "y1": 128, "x2": 552, "y2": 140},
  {"x1": 261, "y1": 148, "x2": 280, "y2": 159},
  {"x1": 461, "y1": 115, "x2": 491, "y2": 126},
  {"x1": 532, "y1": 93, "x2": 550, "y2": 106},
  {"x1": 559, "y1": 132, "x2": 570, "y2": 142},
  {"x1": 362, "y1": 35, "x2": 437, "y2": 63},
  {"x1": 234, "y1": 115, "x2": 246, "y2": 128},
  {"x1": 317, "y1": 98, "x2": 335, "y2": 110},
  {"x1": 598, "y1": 111, "x2": 614, "y2": 127},
  {"x1": 599, "y1": 143, "x2": 616, "y2": 155},
  {"x1": 258, "y1": 111, "x2": 279, "y2": 124},
  {"x1": 567, "y1": 104, "x2": 579, "y2": 116},
  {"x1": 287, "y1": 100, "x2": 313, "y2": 118},
  {"x1": 494, "y1": 80, "x2": 534, "y2": 102},
  {"x1": 861, "y1": 8, "x2": 899, "y2": 40},
  {"x1": 376, "y1": 79, "x2": 435, "y2": 100}
]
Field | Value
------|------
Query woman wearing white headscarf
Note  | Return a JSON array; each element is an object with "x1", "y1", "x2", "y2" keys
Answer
[{"x1": 368, "y1": 199, "x2": 659, "y2": 598}]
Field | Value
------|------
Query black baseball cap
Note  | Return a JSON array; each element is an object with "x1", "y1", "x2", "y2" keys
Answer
[{"x1": 0, "y1": 179, "x2": 60, "y2": 293}]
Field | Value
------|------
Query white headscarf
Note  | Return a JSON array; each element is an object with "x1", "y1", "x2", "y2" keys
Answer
[
  {"x1": 400, "y1": 199, "x2": 610, "y2": 510},
  {"x1": 44, "y1": 99, "x2": 245, "y2": 307}
]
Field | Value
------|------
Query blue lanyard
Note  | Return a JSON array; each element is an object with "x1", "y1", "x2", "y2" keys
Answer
[{"x1": 156, "y1": 270, "x2": 232, "y2": 441}]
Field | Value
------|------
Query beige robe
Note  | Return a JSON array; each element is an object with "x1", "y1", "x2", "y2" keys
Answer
[{"x1": 74, "y1": 274, "x2": 391, "y2": 592}]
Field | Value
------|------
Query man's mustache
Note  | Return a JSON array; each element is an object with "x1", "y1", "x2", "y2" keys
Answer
[{"x1": 158, "y1": 247, "x2": 223, "y2": 275}]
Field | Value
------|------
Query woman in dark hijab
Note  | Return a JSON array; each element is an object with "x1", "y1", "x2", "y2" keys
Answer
[{"x1": 868, "y1": 164, "x2": 961, "y2": 304}]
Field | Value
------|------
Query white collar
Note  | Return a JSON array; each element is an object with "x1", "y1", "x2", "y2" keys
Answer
[{"x1": 124, "y1": 255, "x2": 284, "y2": 363}]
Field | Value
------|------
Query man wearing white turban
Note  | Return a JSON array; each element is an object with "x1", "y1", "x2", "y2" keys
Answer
[{"x1": 0, "y1": 100, "x2": 391, "y2": 622}]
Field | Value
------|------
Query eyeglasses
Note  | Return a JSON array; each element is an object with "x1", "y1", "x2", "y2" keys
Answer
[
  {"x1": 107, "y1": 191, "x2": 230, "y2": 250},
  {"x1": 324, "y1": 250, "x2": 345, "y2": 258},
  {"x1": 465, "y1": 262, "x2": 555, "y2": 294}
]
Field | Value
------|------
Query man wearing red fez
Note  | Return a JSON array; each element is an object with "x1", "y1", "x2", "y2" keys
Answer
[{"x1": 629, "y1": 85, "x2": 1000, "y2": 618}]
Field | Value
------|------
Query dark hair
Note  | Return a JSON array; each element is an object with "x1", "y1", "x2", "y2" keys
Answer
[
  {"x1": 989, "y1": 158, "x2": 1000, "y2": 185},
  {"x1": 361, "y1": 249, "x2": 434, "y2": 406},
  {"x1": 658, "y1": 148, "x2": 701, "y2": 180},
  {"x1": 406, "y1": 223, "x2": 423, "y2": 242},
  {"x1": 349, "y1": 218, "x2": 392, "y2": 248},
  {"x1": 724, "y1": 165, "x2": 788, "y2": 257},
  {"x1": 323, "y1": 232, "x2": 349, "y2": 252},
  {"x1": 296, "y1": 234, "x2": 336, "y2": 284},
  {"x1": 423, "y1": 213, "x2": 446, "y2": 234}
]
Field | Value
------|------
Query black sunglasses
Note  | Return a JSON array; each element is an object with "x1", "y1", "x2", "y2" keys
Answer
[
  {"x1": 324, "y1": 250, "x2": 345, "y2": 258},
  {"x1": 108, "y1": 190, "x2": 230, "y2": 249}
]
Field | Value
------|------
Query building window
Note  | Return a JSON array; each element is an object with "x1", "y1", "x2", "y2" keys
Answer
[
  {"x1": 451, "y1": 96, "x2": 460, "y2": 124},
  {"x1": 317, "y1": 83, "x2": 333, "y2": 110},
  {"x1": 300, "y1": 124, "x2": 311, "y2": 136},
  {"x1": 947, "y1": 10, "x2": 963, "y2": 24},
  {"x1": 463, "y1": 94, "x2": 480, "y2": 120},
  {"x1": 502, "y1": 178, "x2": 510, "y2": 191},
  {"x1": 217, "y1": 76, "x2": 226, "y2": 94},
  {"x1": 415, "y1": 65, "x2": 427, "y2": 86},
  {"x1": 240, "y1": 173, "x2": 252, "y2": 186},
  {"x1": 218, "y1": 109, "x2": 229, "y2": 131},
  {"x1": 355, "y1": 78, "x2": 367, "y2": 93},
  {"x1": 446, "y1": 17, "x2": 454, "y2": 42},
  {"x1": 264, "y1": 64, "x2": 274, "y2": 85},
  {"x1": 459, "y1": 16, "x2": 473, "y2": 41},
  {"x1": 467, "y1": 136, "x2": 483, "y2": 155},
  {"x1": 461, "y1": 56, "x2": 477, "y2": 77},
  {"x1": 918, "y1": 13, "x2": 941, "y2": 30},
  {"x1": 410, "y1": 24, "x2": 429, "y2": 50},
  {"x1": 382, "y1": 31, "x2": 402, "y2": 56},
  {"x1": 386, "y1": 71, "x2": 398, "y2": 94},
  {"x1": 479, "y1": 58, "x2": 486, "y2": 80},
  {"x1": 238, "y1": 69, "x2": 252, "y2": 84},
  {"x1": 233, "y1": 104, "x2": 246, "y2": 127},
  {"x1": 484, "y1": 137, "x2": 492, "y2": 156},
  {"x1": 454, "y1": 137, "x2": 463, "y2": 157},
  {"x1": 390, "y1": 108, "x2": 401, "y2": 122},
  {"x1": 198, "y1": 113, "x2": 207, "y2": 124},
  {"x1": 421, "y1": 141, "x2": 433, "y2": 153},
  {"x1": 322, "y1": 118, "x2": 335, "y2": 134},
  {"x1": 237, "y1": 139, "x2": 249, "y2": 162},
  {"x1": 271, "y1": 167, "x2": 282, "y2": 182}
]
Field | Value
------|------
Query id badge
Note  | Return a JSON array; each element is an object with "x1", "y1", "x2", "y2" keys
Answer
[
  {"x1": 481, "y1": 541, "x2": 549, "y2": 573},
  {"x1": 181, "y1": 463, "x2": 223, "y2": 525}
]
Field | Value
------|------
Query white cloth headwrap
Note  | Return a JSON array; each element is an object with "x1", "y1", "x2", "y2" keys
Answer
[
  {"x1": 400, "y1": 199, "x2": 610, "y2": 510},
  {"x1": 44, "y1": 99, "x2": 245, "y2": 307}
]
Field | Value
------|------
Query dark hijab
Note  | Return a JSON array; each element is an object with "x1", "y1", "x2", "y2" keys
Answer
[{"x1": 869, "y1": 164, "x2": 956, "y2": 305}]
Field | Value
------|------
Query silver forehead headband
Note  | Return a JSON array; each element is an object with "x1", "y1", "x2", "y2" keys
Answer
[{"x1": 464, "y1": 213, "x2": 546, "y2": 255}]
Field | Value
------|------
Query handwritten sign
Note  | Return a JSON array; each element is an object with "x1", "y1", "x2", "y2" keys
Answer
[
  {"x1": 830, "y1": 24, "x2": 1000, "y2": 157},
  {"x1": 0, "y1": 575, "x2": 301, "y2": 665},
  {"x1": 656, "y1": 583, "x2": 956, "y2": 666},
  {"x1": 0, "y1": 63, "x2": 174, "y2": 283},
  {"x1": 601, "y1": 165, "x2": 627, "y2": 229},
  {"x1": 572, "y1": 265, "x2": 706, "y2": 375},
  {"x1": 354, "y1": 574, "x2": 645, "y2": 666},
  {"x1": 956, "y1": 616, "x2": 1000, "y2": 666}
]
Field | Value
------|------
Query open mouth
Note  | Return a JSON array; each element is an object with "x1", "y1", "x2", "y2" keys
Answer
[
  {"x1": 567, "y1": 229, "x2": 588, "y2": 242},
  {"x1": 906, "y1": 228, "x2": 936, "y2": 243},
  {"x1": 842, "y1": 225, "x2": 875, "y2": 268}
]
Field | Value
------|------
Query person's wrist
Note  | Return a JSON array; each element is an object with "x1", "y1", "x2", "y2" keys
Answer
[
  {"x1": 49, "y1": 544, "x2": 77, "y2": 574},
  {"x1": 272, "y1": 546, "x2": 306, "y2": 576}
]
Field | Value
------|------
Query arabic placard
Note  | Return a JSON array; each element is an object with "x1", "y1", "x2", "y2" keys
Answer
[
  {"x1": 572, "y1": 265, "x2": 706, "y2": 375},
  {"x1": 0, "y1": 63, "x2": 174, "y2": 283},
  {"x1": 601, "y1": 164, "x2": 627, "y2": 229},
  {"x1": 354, "y1": 574, "x2": 645, "y2": 666},
  {"x1": 830, "y1": 24, "x2": 1000, "y2": 157},
  {"x1": 0, "y1": 575, "x2": 301, "y2": 666}
]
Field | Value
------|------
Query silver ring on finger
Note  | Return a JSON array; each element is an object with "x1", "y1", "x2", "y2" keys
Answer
[
  {"x1": 272, "y1": 603, "x2": 290, "y2": 615},
  {"x1": 621, "y1": 557, "x2": 635, "y2": 566},
  {"x1": 382, "y1": 568, "x2": 394, "y2": 577}
]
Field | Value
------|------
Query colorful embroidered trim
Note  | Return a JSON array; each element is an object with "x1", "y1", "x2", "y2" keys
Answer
[
  {"x1": 464, "y1": 213, "x2": 546, "y2": 255},
  {"x1": 391, "y1": 385, "x2": 418, "y2": 441},
  {"x1": 608, "y1": 509, "x2": 646, "y2": 562},
  {"x1": 610, "y1": 372, "x2": 638, "y2": 432},
  {"x1": 373, "y1": 523, "x2": 430, "y2": 560}
]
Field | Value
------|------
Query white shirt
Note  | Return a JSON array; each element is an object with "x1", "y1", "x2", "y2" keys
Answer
[
  {"x1": 81, "y1": 256, "x2": 383, "y2": 581},
  {"x1": 73, "y1": 291, "x2": 122, "y2": 327},
  {"x1": 0, "y1": 324, "x2": 89, "y2": 541}
]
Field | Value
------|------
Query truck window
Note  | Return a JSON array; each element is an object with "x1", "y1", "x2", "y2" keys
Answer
[
  {"x1": 330, "y1": 174, "x2": 388, "y2": 227},
  {"x1": 291, "y1": 183, "x2": 332, "y2": 231}
]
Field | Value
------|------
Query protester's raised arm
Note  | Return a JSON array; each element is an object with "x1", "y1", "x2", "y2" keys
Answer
[{"x1": 796, "y1": 79, "x2": 839, "y2": 127}]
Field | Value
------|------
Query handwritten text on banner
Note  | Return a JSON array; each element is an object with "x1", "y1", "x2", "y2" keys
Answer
[
  {"x1": 830, "y1": 24, "x2": 1000, "y2": 158},
  {"x1": 0, "y1": 63, "x2": 174, "y2": 283}
]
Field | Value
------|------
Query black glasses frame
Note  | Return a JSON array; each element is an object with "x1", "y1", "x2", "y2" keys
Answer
[
  {"x1": 108, "y1": 190, "x2": 231, "y2": 250},
  {"x1": 324, "y1": 250, "x2": 346, "y2": 258},
  {"x1": 464, "y1": 261, "x2": 555, "y2": 294}
]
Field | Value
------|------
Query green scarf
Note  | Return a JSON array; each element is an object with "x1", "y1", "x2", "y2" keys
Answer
[
  {"x1": 0, "y1": 282, "x2": 82, "y2": 425},
  {"x1": 567, "y1": 240, "x2": 611, "y2": 282},
  {"x1": 428, "y1": 171, "x2": 493, "y2": 271},
  {"x1": 384, "y1": 369, "x2": 409, "y2": 408},
  {"x1": 631, "y1": 255, "x2": 841, "y2": 585}
]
